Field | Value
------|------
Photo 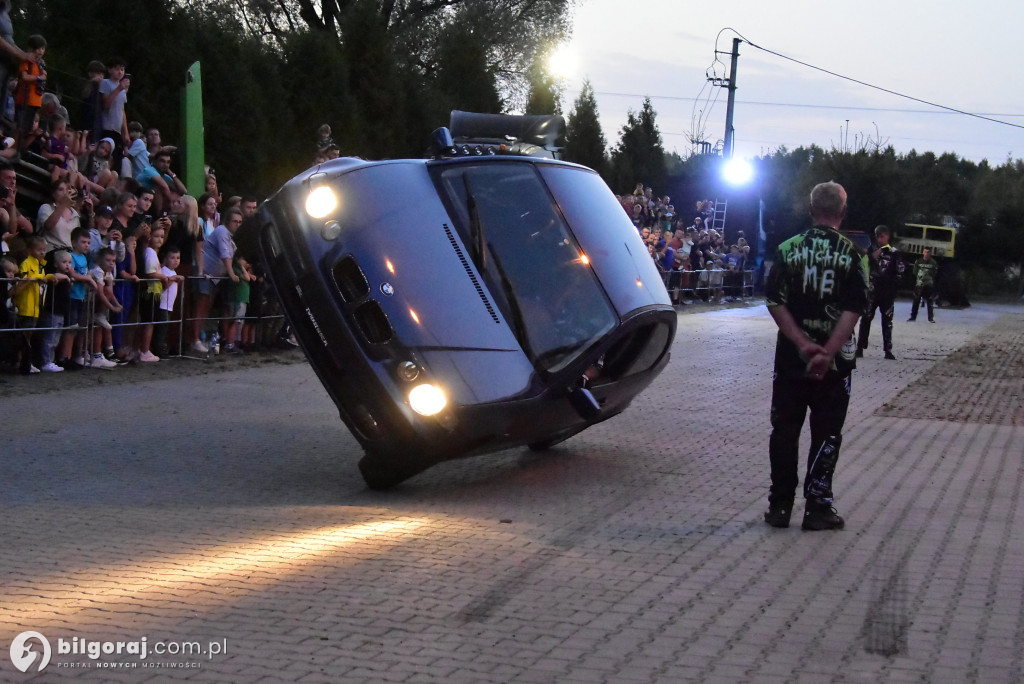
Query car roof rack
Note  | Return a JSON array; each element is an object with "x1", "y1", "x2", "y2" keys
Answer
[{"x1": 429, "y1": 111, "x2": 565, "y2": 160}]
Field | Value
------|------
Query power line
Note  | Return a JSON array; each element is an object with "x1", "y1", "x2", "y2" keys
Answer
[
  {"x1": 728, "y1": 30, "x2": 1024, "y2": 131},
  {"x1": 591, "y1": 91, "x2": 1024, "y2": 118}
]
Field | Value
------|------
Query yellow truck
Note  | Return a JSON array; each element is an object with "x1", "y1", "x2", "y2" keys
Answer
[
  {"x1": 895, "y1": 223, "x2": 968, "y2": 306},
  {"x1": 895, "y1": 223, "x2": 956, "y2": 259}
]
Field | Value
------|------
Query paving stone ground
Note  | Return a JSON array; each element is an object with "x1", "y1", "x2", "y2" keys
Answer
[{"x1": 2, "y1": 298, "x2": 1022, "y2": 683}]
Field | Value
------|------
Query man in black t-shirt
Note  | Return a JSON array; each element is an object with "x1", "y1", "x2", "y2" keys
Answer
[
  {"x1": 857, "y1": 224, "x2": 902, "y2": 359},
  {"x1": 762, "y1": 181, "x2": 869, "y2": 531}
]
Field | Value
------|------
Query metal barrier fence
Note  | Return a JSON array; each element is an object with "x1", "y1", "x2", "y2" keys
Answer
[
  {"x1": 4, "y1": 264, "x2": 757, "y2": 368},
  {"x1": 1, "y1": 274, "x2": 286, "y2": 366},
  {"x1": 660, "y1": 266, "x2": 756, "y2": 303}
]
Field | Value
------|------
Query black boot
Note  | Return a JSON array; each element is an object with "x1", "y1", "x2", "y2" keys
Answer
[
  {"x1": 802, "y1": 503, "x2": 845, "y2": 530},
  {"x1": 764, "y1": 501, "x2": 793, "y2": 528}
]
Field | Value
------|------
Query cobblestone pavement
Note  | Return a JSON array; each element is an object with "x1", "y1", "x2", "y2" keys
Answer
[{"x1": 2, "y1": 299, "x2": 1022, "y2": 682}]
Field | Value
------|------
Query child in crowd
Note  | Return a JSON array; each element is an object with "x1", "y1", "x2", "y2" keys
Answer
[
  {"x1": 112, "y1": 220, "x2": 143, "y2": 361},
  {"x1": 39, "y1": 249, "x2": 72, "y2": 372},
  {"x1": 705, "y1": 256, "x2": 724, "y2": 303},
  {"x1": 87, "y1": 204, "x2": 125, "y2": 265},
  {"x1": 154, "y1": 245, "x2": 183, "y2": 357},
  {"x1": 14, "y1": 34, "x2": 46, "y2": 151},
  {"x1": 136, "y1": 224, "x2": 170, "y2": 362},
  {"x1": 125, "y1": 120, "x2": 151, "y2": 181},
  {"x1": 204, "y1": 173, "x2": 222, "y2": 223},
  {"x1": 99, "y1": 58, "x2": 129, "y2": 171},
  {"x1": 64, "y1": 124, "x2": 89, "y2": 160},
  {"x1": 43, "y1": 115, "x2": 105, "y2": 196},
  {"x1": 88, "y1": 246, "x2": 122, "y2": 367},
  {"x1": 315, "y1": 123, "x2": 334, "y2": 151},
  {"x1": 56, "y1": 227, "x2": 97, "y2": 368},
  {"x1": 39, "y1": 114, "x2": 71, "y2": 177},
  {"x1": 1, "y1": 254, "x2": 19, "y2": 367},
  {"x1": 224, "y1": 254, "x2": 255, "y2": 354},
  {"x1": 240, "y1": 260, "x2": 263, "y2": 352},
  {"x1": 84, "y1": 137, "x2": 118, "y2": 188},
  {"x1": 12, "y1": 235, "x2": 69, "y2": 374}
]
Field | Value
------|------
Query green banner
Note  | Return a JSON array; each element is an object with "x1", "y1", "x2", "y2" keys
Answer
[{"x1": 181, "y1": 62, "x2": 205, "y2": 197}]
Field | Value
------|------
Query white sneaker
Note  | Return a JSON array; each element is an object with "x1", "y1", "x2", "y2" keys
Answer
[
  {"x1": 40, "y1": 362, "x2": 64, "y2": 372},
  {"x1": 139, "y1": 351, "x2": 161, "y2": 363},
  {"x1": 28, "y1": 365, "x2": 40, "y2": 374},
  {"x1": 192, "y1": 340, "x2": 209, "y2": 353},
  {"x1": 90, "y1": 355, "x2": 117, "y2": 369}
]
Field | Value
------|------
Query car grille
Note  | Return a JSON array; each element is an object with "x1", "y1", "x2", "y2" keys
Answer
[
  {"x1": 354, "y1": 300, "x2": 392, "y2": 344},
  {"x1": 332, "y1": 255, "x2": 370, "y2": 303}
]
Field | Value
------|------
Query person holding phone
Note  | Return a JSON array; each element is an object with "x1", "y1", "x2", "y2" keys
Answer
[
  {"x1": 36, "y1": 178, "x2": 80, "y2": 257},
  {"x1": 98, "y1": 57, "x2": 130, "y2": 170}
]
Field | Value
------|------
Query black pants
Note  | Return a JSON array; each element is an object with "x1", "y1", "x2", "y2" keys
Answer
[
  {"x1": 910, "y1": 284, "x2": 935, "y2": 321},
  {"x1": 768, "y1": 373, "x2": 851, "y2": 506},
  {"x1": 859, "y1": 290, "x2": 894, "y2": 352}
]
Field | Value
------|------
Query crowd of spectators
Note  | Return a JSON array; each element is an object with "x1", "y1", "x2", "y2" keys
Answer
[
  {"x1": 0, "y1": 24, "x2": 292, "y2": 375},
  {"x1": 0, "y1": 11, "x2": 752, "y2": 376},
  {"x1": 617, "y1": 185, "x2": 752, "y2": 305}
]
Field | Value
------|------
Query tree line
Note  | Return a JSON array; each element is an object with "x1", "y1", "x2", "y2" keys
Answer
[
  {"x1": 14, "y1": 0, "x2": 569, "y2": 199},
  {"x1": 16, "y1": 0, "x2": 1022, "y2": 293},
  {"x1": 561, "y1": 83, "x2": 1024, "y2": 295}
]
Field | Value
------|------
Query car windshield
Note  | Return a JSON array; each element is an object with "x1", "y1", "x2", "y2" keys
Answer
[{"x1": 432, "y1": 162, "x2": 616, "y2": 373}]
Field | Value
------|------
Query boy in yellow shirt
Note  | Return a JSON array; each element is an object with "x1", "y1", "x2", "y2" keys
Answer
[{"x1": 13, "y1": 235, "x2": 68, "y2": 373}]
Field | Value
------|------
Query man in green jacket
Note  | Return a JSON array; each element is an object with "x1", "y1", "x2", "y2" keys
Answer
[{"x1": 908, "y1": 247, "x2": 938, "y2": 323}]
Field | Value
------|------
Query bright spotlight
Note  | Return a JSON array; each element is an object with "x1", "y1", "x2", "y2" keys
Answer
[{"x1": 723, "y1": 158, "x2": 753, "y2": 186}]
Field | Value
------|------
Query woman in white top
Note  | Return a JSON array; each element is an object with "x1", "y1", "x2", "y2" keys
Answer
[{"x1": 37, "y1": 178, "x2": 80, "y2": 253}]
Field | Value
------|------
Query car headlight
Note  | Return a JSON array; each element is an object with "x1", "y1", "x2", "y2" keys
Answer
[
  {"x1": 306, "y1": 186, "x2": 338, "y2": 219},
  {"x1": 409, "y1": 383, "x2": 446, "y2": 416}
]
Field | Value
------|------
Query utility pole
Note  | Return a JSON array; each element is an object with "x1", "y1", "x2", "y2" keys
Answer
[{"x1": 722, "y1": 38, "x2": 740, "y2": 159}]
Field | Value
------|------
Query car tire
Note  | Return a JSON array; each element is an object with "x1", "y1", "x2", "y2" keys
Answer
[{"x1": 358, "y1": 452, "x2": 426, "y2": 490}]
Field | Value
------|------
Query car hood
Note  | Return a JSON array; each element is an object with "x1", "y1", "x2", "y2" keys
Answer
[{"x1": 319, "y1": 162, "x2": 537, "y2": 403}]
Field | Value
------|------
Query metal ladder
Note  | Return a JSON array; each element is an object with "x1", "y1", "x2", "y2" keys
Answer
[{"x1": 711, "y1": 199, "x2": 727, "y2": 233}]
